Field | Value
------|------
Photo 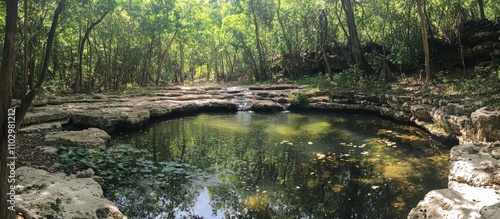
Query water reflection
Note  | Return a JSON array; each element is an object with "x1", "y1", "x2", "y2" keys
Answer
[{"x1": 111, "y1": 112, "x2": 449, "y2": 219}]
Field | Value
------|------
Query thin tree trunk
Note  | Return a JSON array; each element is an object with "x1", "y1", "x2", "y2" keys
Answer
[
  {"x1": 250, "y1": 0, "x2": 266, "y2": 81},
  {"x1": 115, "y1": 52, "x2": 128, "y2": 90},
  {"x1": 478, "y1": 0, "x2": 486, "y2": 20},
  {"x1": 319, "y1": 9, "x2": 333, "y2": 80},
  {"x1": 156, "y1": 30, "x2": 178, "y2": 85},
  {"x1": 76, "y1": 10, "x2": 110, "y2": 93},
  {"x1": 214, "y1": 52, "x2": 219, "y2": 82},
  {"x1": 334, "y1": 0, "x2": 349, "y2": 40},
  {"x1": 277, "y1": 0, "x2": 297, "y2": 78},
  {"x1": 179, "y1": 39, "x2": 184, "y2": 83},
  {"x1": 416, "y1": 0, "x2": 431, "y2": 83},
  {"x1": 142, "y1": 34, "x2": 155, "y2": 86},
  {"x1": 0, "y1": 1, "x2": 17, "y2": 218},
  {"x1": 18, "y1": 0, "x2": 29, "y2": 99}
]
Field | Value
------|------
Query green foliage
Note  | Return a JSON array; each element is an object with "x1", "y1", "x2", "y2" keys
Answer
[
  {"x1": 289, "y1": 92, "x2": 309, "y2": 107},
  {"x1": 36, "y1": 198, "x2": 63, "y2": 219},
  {"x1": 7, "y1": 0, "x2": 500, "y2": 94},
  {"x1": 331, "y1": 65, "x2": 388, "y2": 91},
  {"x1": 295, "y1": 73, "x2": 331, "y2": 90},
  {"x1": 53, "y1": 145, "x2": 204, "y2": 185}
]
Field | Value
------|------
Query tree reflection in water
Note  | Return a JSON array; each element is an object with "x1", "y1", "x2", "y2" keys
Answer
[{"x1": 111, "y1": 112, "x2": 450, "y2": 219}]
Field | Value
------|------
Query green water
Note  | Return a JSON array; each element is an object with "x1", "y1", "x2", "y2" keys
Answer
[{"x1": 110, "y1": 112, "x2": 449, "y2": 219}]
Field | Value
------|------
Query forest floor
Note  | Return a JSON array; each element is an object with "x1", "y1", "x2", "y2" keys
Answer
[{"x1": 303, "y1": 64, "x2": 500, "y2": 110}]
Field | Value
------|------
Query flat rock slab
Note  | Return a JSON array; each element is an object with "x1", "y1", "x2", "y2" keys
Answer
[
  {"x1": 251, "y1": 100, "x2": 283, "y2": 112},
  {"x1": 15, "y1": 167, "x2": 126, "y2": 219},
  {"x1": 45, "y1": 128, "x2": 110, "y2": 147},
  {"x1": 407, "y1": 182, "x2": 500, "y2": 219}
]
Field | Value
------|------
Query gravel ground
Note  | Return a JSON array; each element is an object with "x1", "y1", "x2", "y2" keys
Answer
[{"x1": 16, "y1": 133, "x2": 59, "y2": 173}]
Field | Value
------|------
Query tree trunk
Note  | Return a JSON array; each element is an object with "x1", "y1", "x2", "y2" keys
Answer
[
  {"x1": 334, "y1": 0, "x2": 349, "y2": 40},
  {"x1": 319, "y1": 9, "x2": 333, "y2": 80},
  {"x1": 277, "y1": 0, "x2": 297, "y2": 79},
  {"x1": 416, "y1": 0, "x2": 431, "y2": 83},
  {"x1": 115, "y1": 52, "x2": 128, "y2": 90},
  {"x1": 214, "y1": 52, "x2": 219, "y2": 82},
  {"x1": 75, "y1": 10, "x2": 110, "y2": 93},
  {"x1": 0, "y1": 0, "x2": 17, "y2": 218},
  {"x1": 179, "y1": 39, "x2": 184, "y2": 84},
  {"x1": 156, "y1": 30, "x2": 178, "y2": 85},
  {"x1": 17, "y1": 0, "x2": 29, "y2": 99},
  {"x1": 478, "y1": 0, "x2": 486, "y2": 20},
  {"x1": 142, "y1": 34, "x2": 155, "y2": 86},
  {"x1": 250, "y1": 0, "x2": 266, "y2": 81},
  {"x1": 341, "y1": 0, "x2": 371, "y2": 74}
]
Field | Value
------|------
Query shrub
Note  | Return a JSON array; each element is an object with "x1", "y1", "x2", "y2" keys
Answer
[{"x1": 289, "y1": 92, "x2": 309, "y2": 107}]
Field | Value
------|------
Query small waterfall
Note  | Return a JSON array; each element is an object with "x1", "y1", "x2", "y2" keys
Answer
[{"x1": 226, "y1": 86, "x2": 253, "y2": 111}]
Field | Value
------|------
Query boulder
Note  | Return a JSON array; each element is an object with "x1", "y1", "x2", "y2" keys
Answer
[
  {"x1": 45, "y1": 128, "x2": 110, "y2": 147},
  {"x1": 15, "y1": 167, "x2": 126, "y2": 219},
  {"x1": 469, "y1": 107, "x2": 500, "y2": 142}
]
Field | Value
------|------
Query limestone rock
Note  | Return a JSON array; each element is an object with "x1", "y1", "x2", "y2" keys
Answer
[
  {"x1": 71, "y1": 107, "x2": 151, "y2": 128},
  {"x1": 480, "y1": 203, "x2": 500, "y2": 219},
  {"x1": 251, "y1": 100, "x2": 283, "y2": 112},
  {"x1": 408, "y1": 183, "x2": 500, "y2": 219},
  {"x1": 411, "y1": 105, "x2": 433, "y2": 122},
  {"x1": 469, "y1": 107, "x2": 500, "y2": 142},
  {"x1": 76, "y1": 168, "x2": 95, "y2": 178},
  {"x1": 45, "y1": 128, "x2": 110, "y2": 147},
  {"x1": 19, "y1": 120, "x2": 66, "y2": 134},
  {"x1": 15, "y1": 167, "x2": 126, "y2": 219},
  {"x1": 21, "y1": 107, "x2": 70, "y2": 126},
  {"x1": 449, "y1": 143, "x2": 499, "y2": 188}
]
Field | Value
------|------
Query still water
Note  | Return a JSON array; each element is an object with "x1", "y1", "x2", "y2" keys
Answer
[{"x1": 110, "y1": 111, "x2": 449, "y2": 219}]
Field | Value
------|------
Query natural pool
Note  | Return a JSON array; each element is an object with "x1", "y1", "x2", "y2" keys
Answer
[{"x1": 110, "y1": 111, "x2": 450, "y2": 219}]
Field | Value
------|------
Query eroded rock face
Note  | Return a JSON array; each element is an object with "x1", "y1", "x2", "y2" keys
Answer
[
  {"x1": 44, "y1": 128, "x2": 110, "y2": 147},
  {"x1": 407, "y1": 184, "x2": 500, "y2": 219},
  {"x1": 407, "y1": 143, "x2": 500, "y2": 219},
  {"x1": 21, "y1": 85, "x2": 499, "y2": 143},
  {"x1": 15, "y1": 167, "x2": 126, "y2": 219},
  {"x1": 468, "y1": 107, "x2": 500, "y2": 142},
  {"x1": 449, "y1": 144, "x2": 500, "y2": 189}
]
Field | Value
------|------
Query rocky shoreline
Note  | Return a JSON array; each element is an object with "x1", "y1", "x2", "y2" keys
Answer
[{"x1": 15, "y1": 84, "x2": 500, "y2": 219}]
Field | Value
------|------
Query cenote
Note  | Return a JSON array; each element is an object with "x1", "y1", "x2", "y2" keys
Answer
[{"x1": 108, "y1": 111, "x2": 450, "y2": 219}]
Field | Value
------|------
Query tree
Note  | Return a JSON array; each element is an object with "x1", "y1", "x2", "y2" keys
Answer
[
  {"x1": 341, "y1": 0, "x2": 371, "y2": 74},
  {"x1": 477, "y1": 0, "x2": 485, "y2": 20},
  {"x1": 416, "y1": 0, "x2": 431, "y2": 83},
  {"x1": 74, "y1": 0, "x2": 115, "y2": 93},
  {"x1": 0, "y1": 0, "x2": 17, "y2": 218}
]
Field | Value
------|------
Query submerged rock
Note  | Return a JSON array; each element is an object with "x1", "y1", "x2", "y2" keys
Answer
[{"x1": 15, "y1": 167, "x2": 126, "y2": 219}]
